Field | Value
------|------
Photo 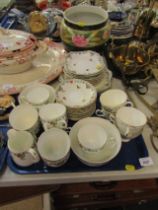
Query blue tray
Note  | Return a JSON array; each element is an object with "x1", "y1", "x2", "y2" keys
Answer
[
  {"x1": 0, "y1": 124, "x2": 10, "y2": 172},
  {"x1": 7, "y1": 135, "x2": 149, "y2": 175}
]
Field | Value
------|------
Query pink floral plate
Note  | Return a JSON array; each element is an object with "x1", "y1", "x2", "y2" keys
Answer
[{"x1": 0, "y1": 29, "x2": 37, "y2": 57}]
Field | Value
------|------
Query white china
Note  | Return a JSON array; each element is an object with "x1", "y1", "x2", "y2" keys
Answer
[
  {"x1": 62, "y1": 51, "x2": 112, "y2": 93},
  {"x1": 37, "y1": 128, "x2": 71, "y2": 167},
  {"x1": 18, "y1": 84, "x2": 56, "y2": 109},
  {"x1": 0, "y1": 29, "x2": 41, "y2": 74},
  {"x1": 56, "y1": 79, "x2": 97, "y2": 120},
  {"x1": 9, "y1": 104, "x2": 39, "y2": 134},
  {"x1": 77, "y1": 123, "x2": 107, "y2": 152},
  {"x1": 7, "y1": 129, "x2": 40, "y2": 167},
  {"x1": 27, "y1": 87, "x2": 49, "y2": 105},
  {"x1": 0, "y1": 29, "x2": 37, "y2": 55},
  {"x1": 39, "y1": 103, "x2": 67, "y2": 130},
  {"x1": 57, "y1": 79, "x2": 96, "y2": 108},
  {"x1": 0, "y1": 41, "x2": 65, "y2": 95},
  {"x1": 61, "y1": 68, "x2": 112, "y2": 93},
  {"x1": 110, "y1": 106, "x2": 147, "y2": 140},
  {"x1": 65, "y1": 51, "x2": 106, "y2": 76},
  {"x1": 96, "y1": 89, "x2": 133, "y2": 117},
  {"x1": 69, "y1": 117, "x2": 122, "y2": 166}
]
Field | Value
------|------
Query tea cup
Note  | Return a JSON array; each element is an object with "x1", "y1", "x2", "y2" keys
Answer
[
  {"x1": 37, "y1": 128, "x2": 71, "y2": 167},
  {"x1": 109, "y1": 106, "x2": 147, "y2": 140},
  {"x1": 7, "y1": 129, "x2": 40, "y2": 167},
  {"x1": 25, "y1": 86, "x2": 50, "y2": 106},
  {"x1": 9, "y1": 104, "x2": 39, "y2": 135},
  {"x1": 39, "y1": 103, "x2": 67, "y2": 131},
  {"x1": 77, "y1": 123, "x2": 108, "y2": 152},
  {"x1": 96, "y1": 89, "x2": 133, "y2": 118}
]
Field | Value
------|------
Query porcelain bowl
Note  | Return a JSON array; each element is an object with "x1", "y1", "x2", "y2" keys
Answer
[{"x1": 60, "y1": 5, "x2": 111, "y2": 51}]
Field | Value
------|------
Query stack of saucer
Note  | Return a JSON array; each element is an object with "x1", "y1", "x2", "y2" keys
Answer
[
  {"x1": 56, "y1": 79, "x2": 97, "y2": 121},
  {"x1": 62, "y1": 51, "x2": 112, "y2": 92},
  {"x1": 110, "y1": 20, "x2": 134, "y2": 39}
]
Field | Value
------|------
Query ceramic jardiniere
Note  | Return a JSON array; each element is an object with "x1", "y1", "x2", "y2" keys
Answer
[{"x1": 60, "y1": 5, "x2": 111, "y2": 51}]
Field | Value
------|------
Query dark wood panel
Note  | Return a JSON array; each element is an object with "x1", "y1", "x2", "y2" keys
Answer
[
  {"x1": 52, "y1": 179, "x2": 158, "y2": 209},
  {"x1": 0, "y1": 185, "x2": 59, "y2": 206},
  {"x1": 53, "y1": 179, "x2": 158, "y2": 195}
]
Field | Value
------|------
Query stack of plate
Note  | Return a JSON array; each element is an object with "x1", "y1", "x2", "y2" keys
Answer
[
  {"x1": 69, "y1": 117, "x2": 122, "y2": 166},
  {"x1": 56, "y1": 79, "x2": 97, "y2": 121},
  {"x1": 110, "y1": 20, "x2": 134, "y2": 39},
  {"x1": 0, "y1": 29, "x2": 44, "y2": 74},
  {"x1": 62, "y1": 51, "x2": 112, "y2": 93}
]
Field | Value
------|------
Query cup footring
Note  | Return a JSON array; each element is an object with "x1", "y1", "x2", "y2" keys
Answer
[{"x1": 122, "y1": 137, "x2": 131, "y2": 142}]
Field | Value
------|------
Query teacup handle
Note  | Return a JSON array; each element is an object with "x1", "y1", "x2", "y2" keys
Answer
[
  {"x1": 57, "y1": 119, "x2": 67, "y2": 129},
  {"x1": 109, "y1": 113, "x2": 116, "y2": 124},
  {"x1": 43, "y1": 122, "x2": 52, "y2": 131},
  {"x1": 64, "y1": 126, "x2": 72, "y2": 133},
  {"x1": 125, "y1": 100, "x2": 133, "y2": 107},
  {"x1": 124, "y1": 127, "x2": 130, "y2": 138},
  {"x1": 95, "y1": 109, "x2": 106, "y2": 117},
  {"x1": 28, "y1": 148, "x2": 40, "y2": 163}
]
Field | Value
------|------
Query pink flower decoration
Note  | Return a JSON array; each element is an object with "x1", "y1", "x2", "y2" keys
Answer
[{"x1": 72, "y1": 35, "x2": 88, "y2": 47}]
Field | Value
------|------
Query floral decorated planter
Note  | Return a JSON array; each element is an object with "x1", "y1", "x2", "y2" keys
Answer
[{"x1": 60, "y1": 5, "x2": 111, "y2": 50}]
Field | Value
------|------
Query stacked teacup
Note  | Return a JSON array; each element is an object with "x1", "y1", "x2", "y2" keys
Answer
[
  {"x1": 96, "y1": 89, "x2": 133, "y2": 118},
  {"x1": 62, "y1": 51, "x2": 112, "y2": 92},
  {"x1": 96, "y1": 89, "x2": 147, "y2": 140},
  {"x1": 7, "y1": 127, "x2": 71, "y2": 168},
  {"x1": 8, "y1": 82, "x2": 71, "y2": 167}
]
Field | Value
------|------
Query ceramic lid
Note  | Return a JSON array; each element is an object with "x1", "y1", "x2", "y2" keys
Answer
[{"x1": 0, "y1": 29, "x2": 37, "y2": 56}]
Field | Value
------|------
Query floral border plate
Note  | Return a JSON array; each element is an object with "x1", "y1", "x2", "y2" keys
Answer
[
  {"x1": 0, "y1": 41, "x2": 65, "y2": 95},
  {"x1": 65, "y1": 51, "x2": 106, "y2": 76},
  {"x1": 0, "y1": 29, "x2": 37, "y2": 56},
  {"x1": 56, "y1": 79, "x2": 97, "y2": 108}
]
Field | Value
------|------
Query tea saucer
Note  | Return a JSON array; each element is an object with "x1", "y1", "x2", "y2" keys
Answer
[
  {"x1": 56, "y1": 79, "x2": 97, "y2": 108},
  {"x1": 69, "y1": 117, "x2": 122, "y2": 166},
  {"x1": 18, "y1": 84, "x2": 56, "y2": 108},
  {"x1": 0, "y1": 42, "x2": 65, "y2": 95}
]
